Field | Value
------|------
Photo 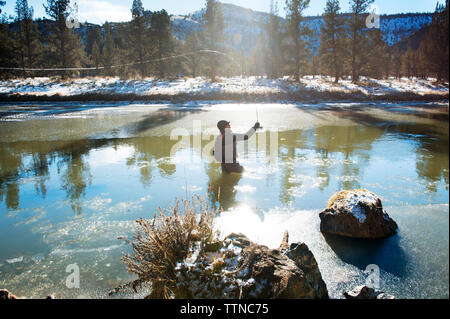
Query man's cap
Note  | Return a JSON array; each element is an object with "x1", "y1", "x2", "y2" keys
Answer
[{"x1": 217, "y1": 120, "x2": 230, "y2": 131}]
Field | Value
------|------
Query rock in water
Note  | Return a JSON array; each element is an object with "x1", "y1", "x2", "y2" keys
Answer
[
  {"x1": 286, "y1": 243, "x2": 328, "y2": 299},
  {"x1": 344, "y1": 285, "x2": 395, "y2": 299},
  {"x1": 238, "y1": 232, "x2": 328, "y2": 299},
  {"x1": 174, "y1": 233, "x2": 328, "y2": 299},
  {"x1": 239, "y1": 245, "x2": 310, "y2": 298},
  {"x1": 0, "y1": 289, "x2": 18, "y2": 299},
  {"x1": 319, "y1": 189, "x2": 398, "y2": 239}
]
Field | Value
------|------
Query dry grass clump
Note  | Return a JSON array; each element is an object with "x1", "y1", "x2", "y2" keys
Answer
[{"x1": 110, "y1": 196, "x2": 218, "y2": 299}]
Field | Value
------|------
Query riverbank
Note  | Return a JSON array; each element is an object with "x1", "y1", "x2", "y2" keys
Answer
[{"x1": 0, "y1": 76, "x2": 448, "y2": 103}]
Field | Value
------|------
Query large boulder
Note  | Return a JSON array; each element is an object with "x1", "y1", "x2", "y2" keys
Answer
[
  {"x1": 344, "y1": 285, "x2": 395, "y2": 299},
  {"x1": 0, "y1": 289, "x2": 18, "y2": 299},
  {"x1": 286, "y1": 243, "x2": 328, "y2": 299},
  {"x1": 239, "y1": 244, "x2": 312, "y2": 298},
  {"x1": 174, "y1": 233, "x2": 328, "y2": 299},
  {"x1": 319, "y1": 189, "x2": 398, "y2": 239}
]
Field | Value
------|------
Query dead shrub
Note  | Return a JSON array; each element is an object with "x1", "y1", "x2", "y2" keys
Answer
[{"x1": 110, "y1": 195, "x2": 218, "y2": 299}]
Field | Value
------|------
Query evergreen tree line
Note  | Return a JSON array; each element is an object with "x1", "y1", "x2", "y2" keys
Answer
[{"x1": 0, "y1": 0, "x2": 448, "y2": 82}]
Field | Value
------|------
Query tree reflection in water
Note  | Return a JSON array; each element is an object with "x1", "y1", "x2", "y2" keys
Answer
[{"x1": 0, "y1": 117, "x2": 448, "y2": 213}]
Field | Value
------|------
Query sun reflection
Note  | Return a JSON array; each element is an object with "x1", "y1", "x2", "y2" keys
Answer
[{"x1": 215, "y1": 204, "x2": 288, "y2": 248}]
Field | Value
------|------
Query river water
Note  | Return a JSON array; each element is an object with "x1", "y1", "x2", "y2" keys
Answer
[{"x1": 0, "y1": 102, "x2": 448, "y2": 299}]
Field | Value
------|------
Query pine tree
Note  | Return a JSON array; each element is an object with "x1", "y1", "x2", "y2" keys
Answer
[
  {"x1": 443, "y1": 0, "x2": 449, "y2": 81},
  {"x1": 237, "y1": 49, "x2": 248, "y2": 76},
  {"x1": 151, "y1": 10, "x2": 173, "y2": 79},
  {"x1": 249, "y1": 30, "x2": 268, "y2": 77},
  {"x1": 15, "y1": 0, "x2": 40, "y2": 75},
  {"x1": 0, "y1": 2, "x2": 17, "y2": 78},
  {"x1": 348, "y1": 0, "x2": 374, "y2": 83},
  {"x1": 112, "y1": 23, "x2": 130, "y2": 78},
  {"x1": 401, "y1": 40, "x2": 416, "y2": 79},
  {"x1": 43, "y1": 0, "x2": 87, "y2": 77},
  {"x1": 203, "y1": 0, "x2": 225, "y2": 81},
  {"x1": 416, "y1": 42, "x2": 427, "y2": 79},
  {"x1": 185, "y1": 31, "x2": 201, "y2": 78},
  {"x1": 391, "y1": 46, "x2": 402, "y2": 79},
  {"x1": 418, "y1": 1, "x2": 449, "y2": 82},
  {"x1": 85, "y1": 26, "x2": 103, "y2": 76},
  {"x1": 129, "y1": 0, "x2": 149, "y2": 78},
  {"x1": 266, "y1": 0, "x2": 284, "y2": 79},
  {"x1": 91, "y1": 40, "x2": 101, "y2": 70},
  {"x1": 285, "y1": 0, "x2": 310, "y2": 81},
  {"x1": 86, "y1": 26, "x2": 102, "y2": 57},
  {"x1": 365, "y1": 28, "x2": 388, "y2": 79},
  {"x1": 319, "y1": 0, "x2": 346, "y2": 83},
  {"x1": 310, "y1": 54, "x2": 320, "y2": 78},
  {"x1": 102, "y1": 22, "x2": 118, "y2": 76}
]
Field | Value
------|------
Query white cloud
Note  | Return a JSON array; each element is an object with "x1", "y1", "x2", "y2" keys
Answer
[{"x1": 77, "y1": 0, "x2": 131, "y2": 24}]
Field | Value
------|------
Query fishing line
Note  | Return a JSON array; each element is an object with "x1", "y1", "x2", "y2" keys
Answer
[{"x1": 0, "y1": 49, "x2": 240, "y2": 71}]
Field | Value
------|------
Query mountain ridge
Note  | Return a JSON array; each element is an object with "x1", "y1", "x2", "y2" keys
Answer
[{"x1": 171, "y1": 3, "x2": 433, "y2": 53}]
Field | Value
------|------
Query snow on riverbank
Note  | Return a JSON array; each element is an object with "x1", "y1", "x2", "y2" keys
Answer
[{"x1": 0, "y1": 76, "x2": 448, "y2": 98}]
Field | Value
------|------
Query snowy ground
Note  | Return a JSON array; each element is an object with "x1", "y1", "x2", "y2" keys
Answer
[{"x1": 0, "y1": 76, "x2": 448, "y2": 98}]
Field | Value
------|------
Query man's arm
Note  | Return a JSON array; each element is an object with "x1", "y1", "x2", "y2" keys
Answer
[
  {"x1": 233, "y1": 127, "x2": 256, "y2": 142},
  {"x1": 233, "y1": 122, "x2": 260, "y2": 142}
]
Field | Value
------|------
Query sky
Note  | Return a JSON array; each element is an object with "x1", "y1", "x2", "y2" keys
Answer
[{"x1": 1, "y1": 0, "x2": 445, "y2": 25}]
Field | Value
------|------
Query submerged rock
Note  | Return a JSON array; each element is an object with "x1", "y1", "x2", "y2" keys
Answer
[
  {"x1": 344, "y1": 285, "x2": 395, "y2": 299},
  {"x1": 173, "y1": 232, "x2": 328, "y2": 299},
  {"x1": 319, "y1": 189, "x2": 398, "y2": 239}
]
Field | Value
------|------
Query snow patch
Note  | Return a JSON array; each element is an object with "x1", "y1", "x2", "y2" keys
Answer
[
  {"x1": 343, "y1": 190, "x2": 380, "y2": 223},
  {"x1": 1, "y1": 76, "x2": 447, "y2": 98}
]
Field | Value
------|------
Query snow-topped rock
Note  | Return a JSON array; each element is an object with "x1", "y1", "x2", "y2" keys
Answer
[{"x1": 319, "y1": 189, "x2": 398, "y2": 239}]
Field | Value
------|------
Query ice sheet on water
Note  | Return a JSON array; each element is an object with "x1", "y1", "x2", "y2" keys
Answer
[
  {"x1": 234, "y1": 185, "x2": 256, "y2": 193},
  {"x1": 182, "y1": 185, "x2": 203, "y2": 192},
  {"x1": 49, "y1": 243, "x2": 127, "y2": 256},
  {"x1": 6, "y1": 256, "x2": 24, "y2": 264}
]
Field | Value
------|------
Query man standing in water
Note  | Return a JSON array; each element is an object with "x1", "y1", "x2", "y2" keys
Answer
[{"x1": 214, "y1": 120, "x2": 261, "y2": 173}]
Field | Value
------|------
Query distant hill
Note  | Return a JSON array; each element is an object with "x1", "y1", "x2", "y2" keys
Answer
[{"x1": 173, "y1": 3, "x2": 433, "y2": 53}]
